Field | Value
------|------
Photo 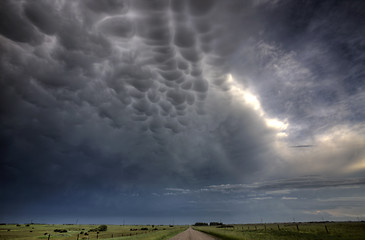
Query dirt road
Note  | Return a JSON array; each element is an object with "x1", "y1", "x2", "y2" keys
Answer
[{"x1": 169, "y1": 227, "x2": 218, "y2": 240}]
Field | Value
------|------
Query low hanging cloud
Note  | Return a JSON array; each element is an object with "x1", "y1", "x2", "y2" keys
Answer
[
  {"x1": 1, "y1": 0, "x2": 365, "y2": 223},
  {"x1": 0, "y1": 0, "x2": 276, "y2": 199}
]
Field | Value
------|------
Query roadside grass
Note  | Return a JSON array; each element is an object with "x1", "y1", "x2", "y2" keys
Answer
[
  {"x1": 103, "y1": 227, "x2": 187, "y2": 240},
  {"x1": 0, "y1": 224, "x2": 187, "y2": 240},
  {"x1": 193, "y1": 221, "x2": 365, "y2": 240}
]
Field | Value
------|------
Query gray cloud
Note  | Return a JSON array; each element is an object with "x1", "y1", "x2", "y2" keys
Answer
[
  {"x1": 161, "y1": 177, "x2": 365, "y2": 222},
  {"x1": 1, "y1": 0, "x2": 364, "y2": 224},
  {"x1": 163, "y1": 176, "x2": 365, "y2": 196},
  {"x1": 208, "y1": 177, "x2": 365, "y2": 193},
  {"x1": 289, "y1": 145, "x2": 314, "y2": 148}
]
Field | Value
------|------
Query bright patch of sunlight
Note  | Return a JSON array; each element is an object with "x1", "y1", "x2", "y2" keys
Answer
[{"x1": 226, "y1": 74, "x2": 288, "y2": 137}]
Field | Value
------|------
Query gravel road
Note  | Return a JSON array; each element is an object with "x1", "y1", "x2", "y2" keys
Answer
[{"x1": 169, "y1": 227, "x2": 218, "y2": 240}]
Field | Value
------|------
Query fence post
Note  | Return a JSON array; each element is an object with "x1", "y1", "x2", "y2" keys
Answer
[
  {"x1": 77, "y1": 233, "x2": 79, "y2": 240},
  {"x1": 277, "y1": 225, "x2": 280, "y2": 231},
  {"x1": 325, "y1": 225, "x2": 329, "y2": 234},
  {"x1": 296, "y1": 224, "x2": 299, "y2": 232},
  {"x1": 48, "y1": 234, "x2": 50, "y2": 240}
]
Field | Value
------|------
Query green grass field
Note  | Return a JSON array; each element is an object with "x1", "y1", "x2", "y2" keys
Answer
[
  {"x1": 0, "y1": 224, "x2": 188, "y2": 240},
  {"x1": 2, "y1": 222, "x2": 365, "y2": 240},
  {"x1": 193, "y1": 221, "x2": 365, "y2": 240}
]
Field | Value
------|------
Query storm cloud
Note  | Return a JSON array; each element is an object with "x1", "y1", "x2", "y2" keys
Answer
[{"x1": 1, "y1": 0, "x2": 365, "y2": 224}]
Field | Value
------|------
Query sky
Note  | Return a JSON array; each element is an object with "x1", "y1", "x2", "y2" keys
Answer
[{"x1": 1, "y1": 0, "x2": 365, "y2": 225}]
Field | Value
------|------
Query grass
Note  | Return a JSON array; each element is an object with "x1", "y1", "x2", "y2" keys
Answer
[
  {"x1": 0, "y1": 224, "x2": 188, "y2": 240},
  {"x1": 102, "y1": 227, "x2": 187, "y2": 240},
  {"x1": 2, "y1": 221, "x2": 364, "y2": 240},
  {"x1": 193, "y1": 221, "x2": 365, "y2": 240}
]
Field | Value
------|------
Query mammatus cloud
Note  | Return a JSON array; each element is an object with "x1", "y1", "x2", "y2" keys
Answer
[
  {"x1": 0, "y1": 0, "x2": 278, "y2": 189},
  {"x1": 1, "y1": 0, "x2": 364, "y2": 224}
]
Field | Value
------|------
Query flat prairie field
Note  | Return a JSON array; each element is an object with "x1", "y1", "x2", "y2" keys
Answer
[
  {"x1": 0, "y1": 224, "x2": 187, "y2": 240},
  {"x1": 193, "y1": 221, "x2": 365, "y2": 240}
]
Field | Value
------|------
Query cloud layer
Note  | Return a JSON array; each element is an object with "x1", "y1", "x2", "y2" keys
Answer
[{"x1": 1, "y1": 0, "x2": 364, "y2": 224}]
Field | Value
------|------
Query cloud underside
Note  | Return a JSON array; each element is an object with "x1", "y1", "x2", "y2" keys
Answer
[
  {"x1": 0, "y1": 0, "x2": 276, "y2": 189},
  {"x1": 1, "y1": 0, "x2": 365, "y2": 222}
]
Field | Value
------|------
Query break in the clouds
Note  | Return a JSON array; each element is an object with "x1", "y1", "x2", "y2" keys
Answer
[{"x1": 1, "y1": 0, "x2": 364, "y2": 224}]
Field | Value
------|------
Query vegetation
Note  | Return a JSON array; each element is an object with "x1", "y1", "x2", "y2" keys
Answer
[
  {"x1": 1, "y1": 221, "x2": 364, "y2": 240},
  {"x1": 209, "y1": 222, "x2": 223, "y2": 226},
  {"x1": 99, "y1": 225, "x2": 108, "y2": 232},
  {"x1": 89, "y1": 224, "x2": 108, "y2": 232},
  {"x1": 108, "y1": 227, "x2": 187, "y2": 240},
  {"x1": 0, "y1": 223, "x2": 187, "y2": 240},
  {"x1": 193, "y1": 222, "x2": 209, "y2": 226},
  {"x1": 193, "y1": 221, "x2": 365, "y2": 240}
]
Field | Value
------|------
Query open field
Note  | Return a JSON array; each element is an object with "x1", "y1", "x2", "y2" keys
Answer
[
  {"x1": 193, "y1": 221, "x2": 365, "y2": 240},
  {"x1": 2, "y1": 221, "x2": 365, "y2": 240},
  {"x1": 0, "y1": 224, "x2": 188, "y2": 240}
]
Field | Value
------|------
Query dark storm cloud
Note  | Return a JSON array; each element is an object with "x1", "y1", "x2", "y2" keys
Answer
[
  {"x1": 1, "y1": 0, "x2": 269, "y2": 197},
  {"x1": 0, "y1": 1, "x2": 43, "y2": 44},
  {"x1": 98, "y1": 16, "x2": 135, "y2": 39},
  {"x1": 1, "y1": 0, "x2": 365, "y2": 223},
  {"x1": 84, "y1": 0, "x2": 129, "y2": 14}
]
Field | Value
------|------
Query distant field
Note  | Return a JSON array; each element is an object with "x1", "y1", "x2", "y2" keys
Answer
[
  {"x1": 0, "y1": 224, "x2": 187, "y2": 240},
  {"x1": 193, "y1": 221, "x2": 365, "y2": 240}
]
